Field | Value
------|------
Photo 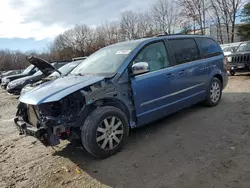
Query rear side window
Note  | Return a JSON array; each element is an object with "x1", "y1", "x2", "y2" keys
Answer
[
  {"x1": 196, "y1": 38, "x2": 222, "y2": 58},
  {"x1": 168, "y1": 39, "x2": 200, "y2": 65}
]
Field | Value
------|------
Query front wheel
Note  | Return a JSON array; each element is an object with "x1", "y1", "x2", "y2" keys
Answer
[
  {"x1": 81, "y1": 106, "x2": 129, "y2": 158},
  {"x1": 204, "y1": 77, "x2": 222, "y2": 107},
  {"x1": 230, "y1": 70, "x2": 235, "y2": 76}
]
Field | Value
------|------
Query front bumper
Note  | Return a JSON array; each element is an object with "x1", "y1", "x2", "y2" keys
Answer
[
  {"x1": 14, "y1": 117, "x2": 60, "y2": 146},
  {"x1": 228, "y1": 63, "x2": 250, "y2": 71},
  {"x1": 7, "y1": 85, "x2": 22, "y2": 95},
  {"x1": 1, "y1": 83, "x2": 7, "y2": 89}
]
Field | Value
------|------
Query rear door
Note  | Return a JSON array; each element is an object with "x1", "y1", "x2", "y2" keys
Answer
[{"x1": 166, "y1": 38, "x2": 208, "y2": 107}]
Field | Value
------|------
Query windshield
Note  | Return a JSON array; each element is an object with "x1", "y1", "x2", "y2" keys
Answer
[
  {"x1": 223, "y1": 47, "x2": 235, "y2": 52},
  {"x1": 237, "y1": 43, "x2": 250, "y2": 52},
  {"x1": 22, "y1": 65, "x2": 34, "y2": 74},
  {"x1": 71, "y1": 41, "x2": 141, "y2": 76},
  {"x1": 49, "y1": 61, "x2": 81, "y2": 77},
  {"x1": 33, "y1": 70, "x2": 43, "y2": 76}
]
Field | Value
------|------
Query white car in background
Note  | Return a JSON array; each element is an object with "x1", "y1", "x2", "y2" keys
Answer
[
  {"x1": 220, "y1": 42, "x2": 246, "y2": 56},
  {"x1": 223, "y1": 46, "x2": 237, "y2": 56}
]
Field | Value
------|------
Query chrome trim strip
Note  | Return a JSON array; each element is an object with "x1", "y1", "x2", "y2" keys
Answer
[
  {"x1": 138, "y1": 90, "x2": 206, "y2": 117},
  {"x1": 140, "y1": 82, "x2": 204, "y2": 107}
]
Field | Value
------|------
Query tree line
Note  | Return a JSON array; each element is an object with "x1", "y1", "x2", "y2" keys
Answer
[{"x1": 0, "y1": 0, "x2": 247, "y2": 71}]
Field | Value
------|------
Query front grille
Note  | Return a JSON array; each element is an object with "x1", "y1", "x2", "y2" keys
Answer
[
  {"x1": 232, "y1": 55, "x2": 250, "y2": 63},
  {"x1": 27, "y1": 105, "x2": 38, "y2": 126}
]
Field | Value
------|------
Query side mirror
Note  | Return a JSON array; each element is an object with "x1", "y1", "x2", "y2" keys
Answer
[{"x1": 131, "y1": 62, "x2": 149, "y2": 76}]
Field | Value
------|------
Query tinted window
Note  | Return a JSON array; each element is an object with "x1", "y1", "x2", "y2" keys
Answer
[
  {"x1": 133, "y1": 41, "x2": 169, "y2": 72},
  {"x1": 196, "y1": 38, "x2": 222, "y2": 58},
  {"x1": 168, "y1": 39, "x2": 200, "y2": 65}
]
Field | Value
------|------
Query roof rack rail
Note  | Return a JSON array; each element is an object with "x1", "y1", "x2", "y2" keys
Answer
[
  {"x1": 72, "y1": 56, "x2": 88, "y2": 61},
  {"x1": 157, "y1": 32, "x2": 185, "y2": 37},
  {"x1": 157, "y1": 32, "x2": 169, "y2": 37}
]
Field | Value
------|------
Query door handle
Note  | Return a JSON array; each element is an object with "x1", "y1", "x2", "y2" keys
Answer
[
  {"x1": 166, "y1": 73, "x2": 174, "y2": 78},
  {"x1": 178, "y1": 70, "x2": 186, "y2": 75}
]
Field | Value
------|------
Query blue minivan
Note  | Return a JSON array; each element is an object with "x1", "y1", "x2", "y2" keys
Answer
[{"x1": 15, "y1": 35, "x2": 228, "y2": 158}]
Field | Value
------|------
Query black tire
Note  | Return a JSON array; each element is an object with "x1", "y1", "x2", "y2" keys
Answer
[
  {"x1": 230, "y1": 70, "x2": 235, "y2": 76},
  {"x1": 81, "y1": 106, "x2": 129, "y2": 158},
  {"x1": 204, "y1": 77, "x2": 222, "y2": 107}
]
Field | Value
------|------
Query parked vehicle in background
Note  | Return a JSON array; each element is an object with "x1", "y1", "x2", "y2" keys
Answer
[
  {"x1": 0, "y1": 69, "x2": 23, "y2": 84},
  {"x1": 20, "y1": 59, "x2": 83, "y2": 96},
  {"x1": 220, "y1": 41, "x2": 244, "y2": 51},
  {"x1": 1, "y1": 65, "x2": 38, "y2": 89},
  {"x1": 226, "y1": 41, "x2": 250, "y2": 76},
  {"x1": 223, "y1": 46, "x2": 237, "y2": 56},
  {"x1": 7, "y1": 56, "x2": 69, "y2": 95},
  {"x1": 15, "y1": 35, "x2": 228, "y2": 158}
]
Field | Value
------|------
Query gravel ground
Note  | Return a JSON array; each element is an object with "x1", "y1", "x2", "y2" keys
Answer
[{"x1": 1, "y1": 74, "x2": 250, "y2": 188}]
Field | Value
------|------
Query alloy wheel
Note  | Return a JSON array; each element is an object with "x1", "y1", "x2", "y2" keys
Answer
[
  {"x1": 96, "y1": 116, "x2": 124, "y2": 150},
  {"x1": 210, "y1": 81, "x2": 221, "y2": 103}
]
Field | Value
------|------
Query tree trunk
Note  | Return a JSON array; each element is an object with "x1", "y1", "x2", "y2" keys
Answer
[{"x1": 231, "y1": 13, "x2": 236, "y2": 42}]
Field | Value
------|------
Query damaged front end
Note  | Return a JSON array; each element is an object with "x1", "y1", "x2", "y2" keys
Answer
[{"x1": 15, "y1": 91, "x2": 85, "y2": 146}]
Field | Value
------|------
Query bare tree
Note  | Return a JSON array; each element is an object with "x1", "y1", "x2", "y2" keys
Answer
[
  {"x1": 208, "y1": 0, "x2": 244, "y2": 43},
  {"x1": 137, "y1": 12, "x2": 154, "y2": 37},
  {"x1": 180, "y1": 0, "x2": 209, "y2": 34},
  {"x1": 228, "y1": 0, "x2": 245, "y2": 42},
  {"x1": 120, "y1": 10, "x2": 139, "y2": 40},
  {"x1": 101, "y1": 21, "x2": 120, "y2": 45},
  {"x1": 153, "y1": 0, "x2": 180, "y2": 34},
  {"x1": 210, "y1": 0, "x2": 224, "y2": 43}
]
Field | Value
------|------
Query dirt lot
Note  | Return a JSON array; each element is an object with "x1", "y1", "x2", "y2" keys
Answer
[{"x1": 1, "y1": 75, "x2": 250, "y2": 188}]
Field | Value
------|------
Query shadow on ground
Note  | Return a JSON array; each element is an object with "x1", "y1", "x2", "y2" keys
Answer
[{"x1": 53, "y1": 92, "x2": 250, "y2": 188}]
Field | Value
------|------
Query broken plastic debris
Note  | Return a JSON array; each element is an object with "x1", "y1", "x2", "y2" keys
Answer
[
  {"x1": 62, "y1": 166, "x2": 69, "y2": 172},
  {"x1": 75, "y1": 169, "x2": 81, "y2": 174},
  {"x1": 53, "y1": 169, "x2": 61, "y2": 174}
]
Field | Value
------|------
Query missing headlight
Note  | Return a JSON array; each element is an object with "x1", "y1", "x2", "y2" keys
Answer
[{"x1": 39, "y1": 102, "x2": 62, "y2": 117}]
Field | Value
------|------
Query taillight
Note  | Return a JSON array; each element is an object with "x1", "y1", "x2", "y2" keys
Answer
[{"x1": 224, "y1": 57, "x2": 228, "y2": 70}]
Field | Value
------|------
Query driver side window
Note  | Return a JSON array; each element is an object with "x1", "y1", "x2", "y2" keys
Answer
[{"x1": 133, "y1": 41, "x2": 169, "y2": 72}]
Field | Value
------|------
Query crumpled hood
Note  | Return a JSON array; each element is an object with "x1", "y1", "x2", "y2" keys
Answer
[
  {"x1": 19, "y1": 75, "x2": 105, "y2": 105},
  {"x1": 20, "y1": 76, "x2": 57, "y2": 96}
]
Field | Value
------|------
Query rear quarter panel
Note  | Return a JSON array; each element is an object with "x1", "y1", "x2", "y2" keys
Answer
[{"x1": 206, "y1": 54, "x2": 228, "y2": 89}]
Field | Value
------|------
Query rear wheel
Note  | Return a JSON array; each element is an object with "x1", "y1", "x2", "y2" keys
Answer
[
  {"x1": 204, "y1": 77, "x2": 222, "y2": 107},
  {"x1": 81, "y1": 106, "x2": 129, "y2": 158}
]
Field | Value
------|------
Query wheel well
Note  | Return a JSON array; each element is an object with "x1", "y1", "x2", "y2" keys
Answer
[
  {"x1": 214, "y1": 74, "x2": 223, "y2": 85},
  {"x1": 98, "y1": 99, "x2": 130, "y2": 120},
  {"x1": 77, "y1": 99, "x2": 131, "y2": 128}
]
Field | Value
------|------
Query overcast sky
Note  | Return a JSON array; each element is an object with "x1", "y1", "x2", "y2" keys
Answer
[{"x1": 0, "y1": 0, "x2": 155, "y2": 51}]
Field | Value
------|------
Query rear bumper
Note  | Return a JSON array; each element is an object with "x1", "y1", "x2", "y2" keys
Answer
[
  {"x1": 222, "y1": 72, "x2": 228, "y2": 90},
  {"x1": 14, "y1": 117, "x2": 59, "y2": 146}
]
